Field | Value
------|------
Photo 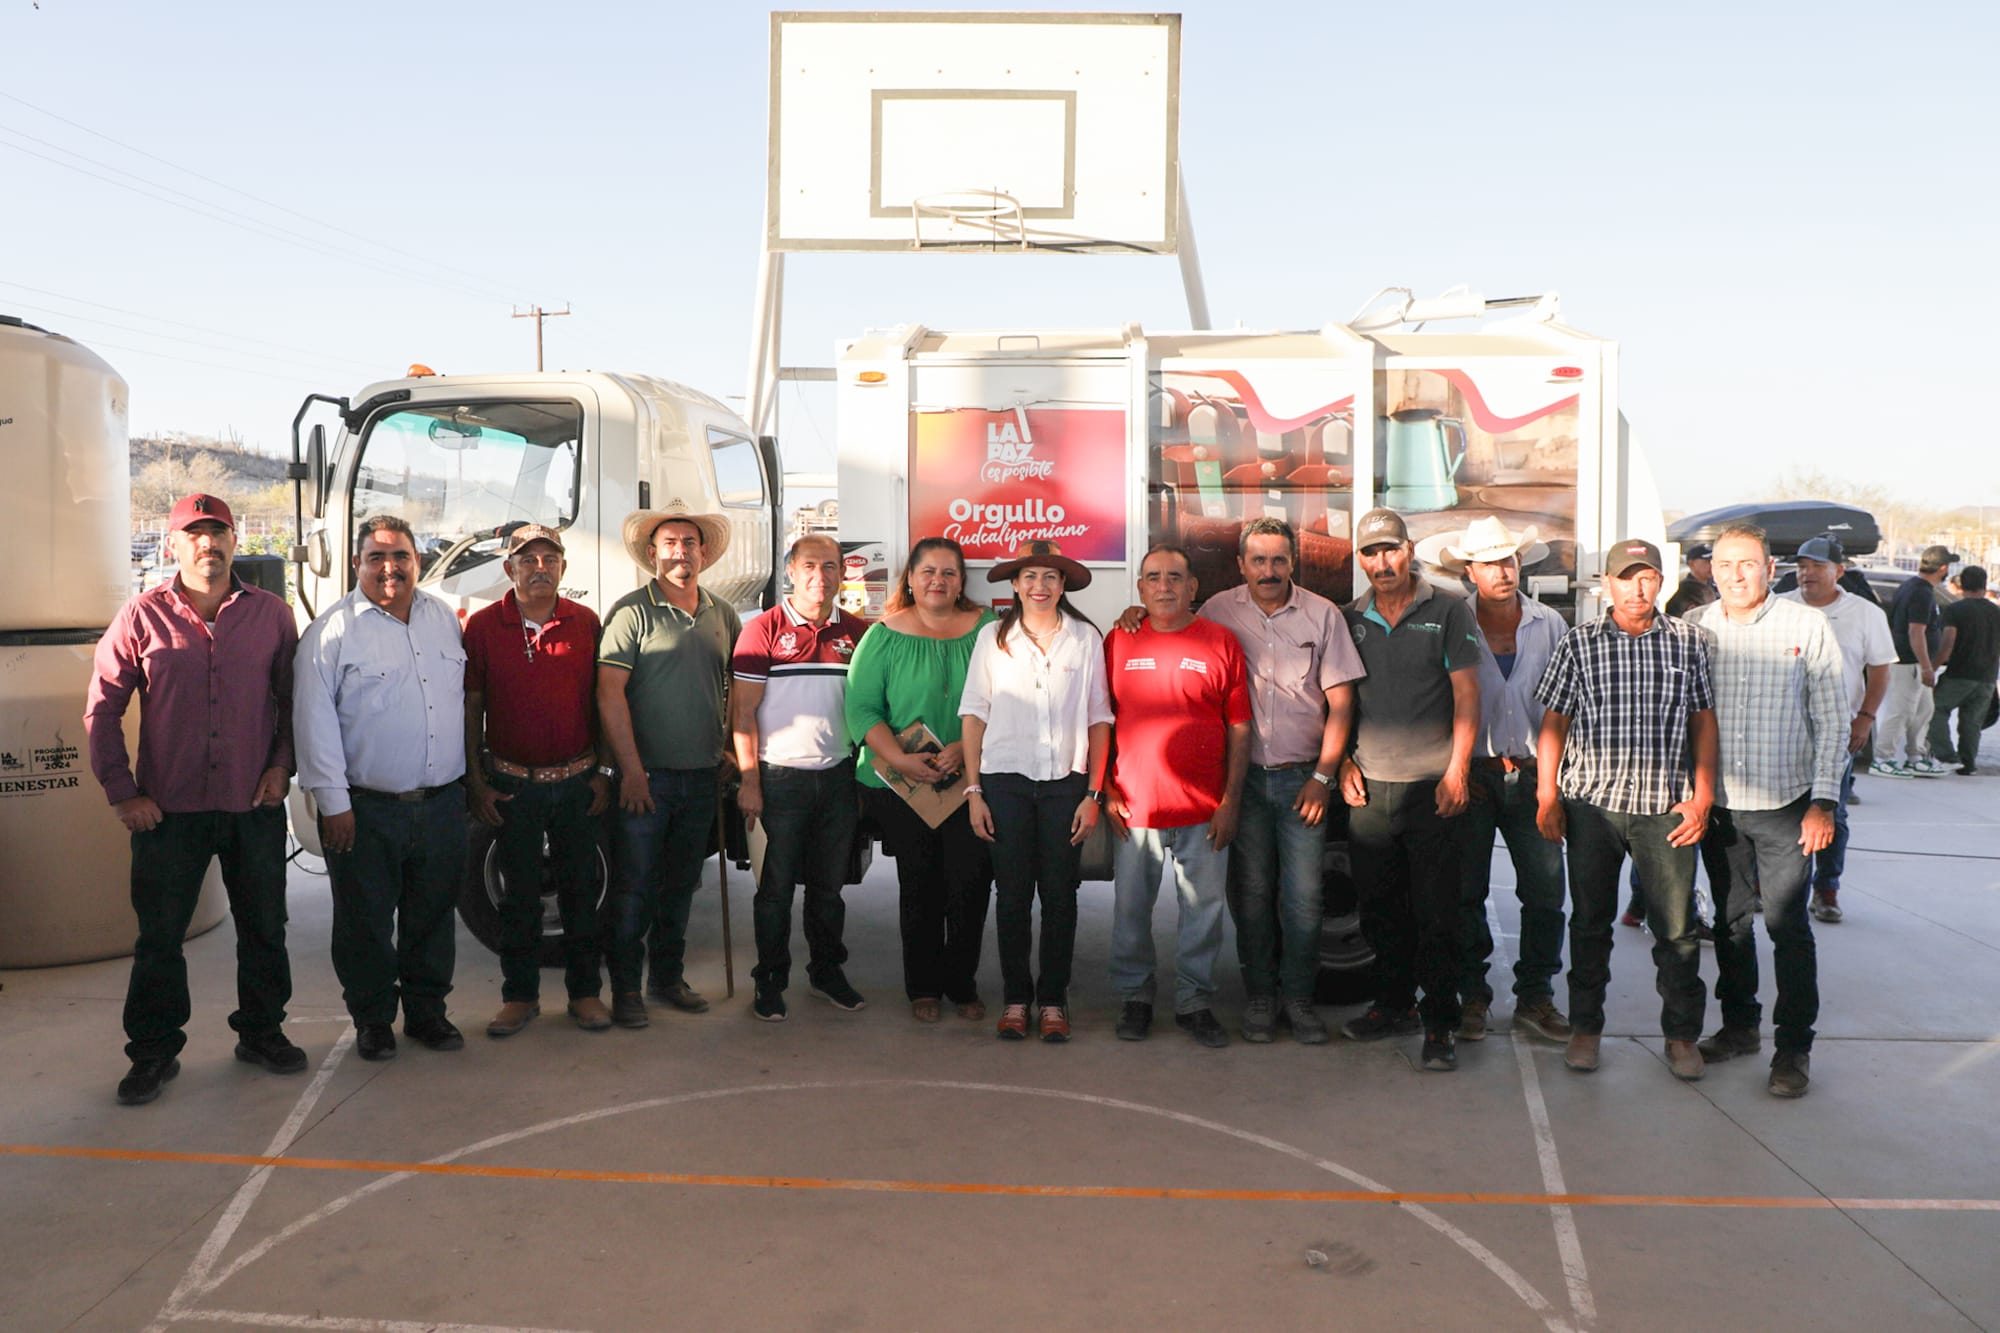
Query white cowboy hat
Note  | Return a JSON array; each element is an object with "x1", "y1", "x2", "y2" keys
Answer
[
  {"x1": 622, "y1": 500, "x2": 731, "y2": 577},
  {"x1": 1420, "y1": 515, "x2": 1548, "y2": 573}
]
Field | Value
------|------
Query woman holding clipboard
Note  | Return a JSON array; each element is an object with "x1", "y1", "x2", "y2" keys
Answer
[
  {"x1": 959, "y1": 541, "x2": 1113, "y2": 1042},
  {"x1": 845, "y1": 537, "x2": 996, "y2": 1024}
]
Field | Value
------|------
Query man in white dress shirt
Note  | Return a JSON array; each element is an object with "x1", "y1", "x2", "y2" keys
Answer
[{"x1": 296, "y1": 515, "x2": 469, "y2": 1062}]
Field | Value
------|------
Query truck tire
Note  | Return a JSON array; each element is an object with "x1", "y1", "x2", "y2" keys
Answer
[
  {"x1": 457, "y1": 820, "x2": 611, "y2": 969},
  {"x1": 1315, "y1": 838, "x2": 1378, "y2": 1006}
]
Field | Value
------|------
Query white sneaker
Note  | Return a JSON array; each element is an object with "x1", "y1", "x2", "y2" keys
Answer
[
  {"x1": 1907, "y1": 757, "x2": 1951, "y2": 778},
  {"x1": 1867, "y1": 760, "x2": 1907, "y2": 779}
]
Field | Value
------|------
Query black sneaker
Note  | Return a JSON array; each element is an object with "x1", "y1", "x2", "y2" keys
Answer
[
  {"x1": 403, "y1": 1017, "x2": 465, "y2": 1052},
  {"x1": 1421, "y1": 1029, "x2": 1458, "y2": 1071},
  {"x1": 751, "y1": 986, "x2": 787, "y2": 1022},
  {"x1": 116, "y1": 1057, "x2": 180, "y2": 1106},
  {"x1": 355, "y1": 1022, "x2": 397, "y2": 1061},
  {"x1": 1115, "y1": 1000, "x2": 1154, "y2": 1042},
  {"x1": 808, "y1": 974, "x2": 867, "y2": 1012},
  {"x1": 1341, "y1": 1005, "x2": 1421, "y2": 1042},
  {"x1": 611, "y1": 992, "x2": 650, "y2": 1029},
  {"x1": 234, "y1": 1030, "x2": 308, "y2": 1074},
  {"x1": 1174, "y1": 1008, "x2": 1230, "y2": 1049}
]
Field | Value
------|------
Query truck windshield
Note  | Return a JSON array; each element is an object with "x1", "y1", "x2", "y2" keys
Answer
[{"x1": 350, "y1": 400, "x2": 584, "y2": 582}]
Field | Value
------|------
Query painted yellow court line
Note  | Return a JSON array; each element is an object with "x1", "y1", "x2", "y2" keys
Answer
[{"x1": 3, "y1": 1142, "x2": 1995, "y2": 1211}]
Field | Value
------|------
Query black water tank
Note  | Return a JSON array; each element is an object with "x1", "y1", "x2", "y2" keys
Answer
[{"x1": 232, "y1": 554, "x2": 287, "y2": 598}]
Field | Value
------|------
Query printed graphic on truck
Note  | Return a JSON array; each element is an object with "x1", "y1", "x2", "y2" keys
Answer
[{"x1": 909, "y1": 406, "x2": 1127, "y2": 562}]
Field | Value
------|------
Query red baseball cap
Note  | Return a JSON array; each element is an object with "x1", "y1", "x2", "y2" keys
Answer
[{"x1": 169, "y1": 493, "x2": 235, "y2": 531}]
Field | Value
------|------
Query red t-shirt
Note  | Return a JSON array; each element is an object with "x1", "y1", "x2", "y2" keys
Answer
[
  {"x1": 464, "y1": 592, "x2": 600, "y2": 767},
  {"x1": 1106, "y1": 618, "x2": 1251, "y2": 828}
]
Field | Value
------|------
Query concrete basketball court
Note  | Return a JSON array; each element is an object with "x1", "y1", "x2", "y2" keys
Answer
[{"x1": 3, "y1": 765, "x2": 1996, "y2": 1332}]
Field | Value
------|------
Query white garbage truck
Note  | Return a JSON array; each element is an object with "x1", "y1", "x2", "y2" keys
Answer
[{"x1": 286, "y1": 290, "x2": 1669, "y2": 990}]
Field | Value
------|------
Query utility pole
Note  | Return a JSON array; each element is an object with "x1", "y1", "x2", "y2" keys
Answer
[{"x1": 511, "y1": 304, "x2": 571, "y2": 371}]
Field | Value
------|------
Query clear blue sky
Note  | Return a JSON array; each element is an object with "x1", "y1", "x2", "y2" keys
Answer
[{"x1": 4, "y1": 1, "x2": 1994, "y2": 515}]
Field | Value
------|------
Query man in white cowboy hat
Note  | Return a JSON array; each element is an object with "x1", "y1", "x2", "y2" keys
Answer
[
  {"x1": 1434, "y1": 516, "x2": 1573, "y2": 1046},
  {"x1": 597, "y1": 500, "x2": 742, "y2": 1029}
]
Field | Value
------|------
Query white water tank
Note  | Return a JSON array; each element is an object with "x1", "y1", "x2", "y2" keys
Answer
[{"x1": 0, "y1": 318, "x2": 226, "y2": 966}]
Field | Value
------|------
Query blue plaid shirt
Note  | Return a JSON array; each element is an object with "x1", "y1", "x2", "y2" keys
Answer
[{"x1": 1537, "y1": 611, "x2": 1715, "y2": 815}]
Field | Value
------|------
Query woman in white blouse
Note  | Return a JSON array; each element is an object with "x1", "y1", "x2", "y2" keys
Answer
[{"x1": 959, "y1": 541, "x2": 1114, "y2": 1042}]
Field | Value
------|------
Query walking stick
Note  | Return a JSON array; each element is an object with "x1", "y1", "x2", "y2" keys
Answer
[{"x1": 716, "y1": 789, "x2": 736, "y2": 999}]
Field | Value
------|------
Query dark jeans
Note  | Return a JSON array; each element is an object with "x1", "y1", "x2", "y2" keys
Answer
[
  {"x1": 1708, "y1": 797, "x2": 1819, "y2": 1054},
  {"x1": 864, "y1": 784, "x2": 992, "y2": 1003},
  {"x1": 1929, "y1": 677, "x2": 1995, "y2": 769},
  {"x1": 1458, "y1": 765, "x2": 1567, "y2": 1004},
  {"x1": 1348, "y1": 776, "x2": 1464, "y2": 1031},
  {"x1": 124, "y1": 806, "x2": 291, "y2": 1063},
  {"x1": 1226, "y1": 766, "x2": 1327, "y2": 1000},
  {"x1": 326, "y1": 784, "x2": 466, "y2": 1028},
  {"x1": 1810, "y1": 757, "x2": 1856, "y2": 893},
  {"x1": 610, "y1": 766, "x2": 717, "y2": 995},
  {"x1": 985, "y1": 770, "x2": 1086, "y2": 1007},
  {"x1": 752, "y1": 760, "x2": 859, "y2": 991},
  {"x1": 489, "y1": 768, "x2": 603, "y2": 1003},
  {"x1": 1562, "y1": 801, "x2": 1706, "y2": 1040}
]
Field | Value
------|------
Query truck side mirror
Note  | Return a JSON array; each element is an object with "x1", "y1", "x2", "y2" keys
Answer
[{"x1": 308, "y1": 424, "x2": 328, "y2": 516}]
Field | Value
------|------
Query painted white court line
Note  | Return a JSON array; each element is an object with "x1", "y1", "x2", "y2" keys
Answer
[
  {"x1": 170, "y1": 1313, "x2": 588, "y2": 1333},
  {"x1": 143, "y1": 1026, "x2": 355, "y2": 1333},
  {"x1": 1490, "y1": 894, "x2": 1598, "y2": 1329}
]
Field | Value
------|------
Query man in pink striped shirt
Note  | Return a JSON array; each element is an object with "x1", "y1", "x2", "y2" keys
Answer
[{"x1": 85, "y1": 494, "x2": 302, "y2": 1106}]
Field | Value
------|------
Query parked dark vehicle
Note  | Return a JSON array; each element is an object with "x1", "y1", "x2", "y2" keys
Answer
[{"x1": 1669, "y1": 500, "x2": 1879, "y2": 559}]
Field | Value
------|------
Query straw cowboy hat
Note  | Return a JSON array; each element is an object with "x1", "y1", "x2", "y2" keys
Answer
[
  {"x1": 621, "y1": 499, "x2": 731, "y2": 577},
  {"x1": 985, "y1": 539, "x2": 1092, "y2": 590},
  {"x1": 1418, "y1": 515, "x2": 1548, "y2": 573}
]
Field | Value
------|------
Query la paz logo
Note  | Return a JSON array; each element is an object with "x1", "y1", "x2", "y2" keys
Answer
[{"x1": 982, "y1": 419, "x2": 1055, "y2": 483}]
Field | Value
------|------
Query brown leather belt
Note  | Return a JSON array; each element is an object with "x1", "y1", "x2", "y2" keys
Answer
[
  {"x1": 1477, "y1": 755, "x2": 1536, "y2": 774},
  {"x1": 485, "y1": 751, "x2": 595, "y2": 783}
]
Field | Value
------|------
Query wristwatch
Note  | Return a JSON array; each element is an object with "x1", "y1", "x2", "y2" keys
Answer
[
  {"x1": 1085, "y1": 788, "x2": 1104, "y2": 803},
  {"x1": 596, "y1": 765, "x2": 617, "y2": 779},
  {"x1": 1310, "y1": 770, "x2": 1333, "y2": 787}
]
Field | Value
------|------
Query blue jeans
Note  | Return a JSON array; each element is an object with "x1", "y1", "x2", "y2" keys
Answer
[
  {"x1": 124, "y1": 806, "x2": 291, "y2": 1062},
  {"x1": 1458, "y1": 765, "x2": 1567, "y2": 1004},
  {"x1": 751, "y1": 760, "x2": 858, "y2": 991},
  {"x1": 609, "y1": 766, "x2": 717, "y2": 995},
  {"x1": 1225, "y1": 767, "x2": 1326, "y2": 1000},
  {"x1": 1562, "y1": 801, "x2": 1706, "y2": 1040},
  {"x1": 1708, "y1": 797, "x2": 1818, "y2": 1054},
  {"x1": 489, "y1": 768, "x2": 603, "y2": 1003},
  {"x1": 326, "y1": 784, "x2": 467, "y2": 1028},
  {"x1": 1810, "y1": 756, "x2": 1856, "y2": 893},
  {"x1": 1111, "y1": 821, "x2": 1229, "y2": 1014}
]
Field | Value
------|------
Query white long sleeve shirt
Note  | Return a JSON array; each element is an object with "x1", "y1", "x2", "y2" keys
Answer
[
  {"x1": 294, "y1": 588, "x2": 467, "y2": 816},
  {"x1": 958, "y1": 616, "x2": 1114, "y2": 781}
]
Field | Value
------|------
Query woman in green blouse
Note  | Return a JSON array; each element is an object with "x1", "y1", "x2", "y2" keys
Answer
[{"x1": 845, "y1": 537, "x2": 995, "y2": 1023}]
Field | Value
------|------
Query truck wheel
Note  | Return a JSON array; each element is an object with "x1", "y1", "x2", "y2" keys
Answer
[
  {"x1": 457, "y1": 821, "x2": 611, "y2": 969},
  {"x1": 1315, "y1": 839, "x2": 1378, "y2": 1006}
]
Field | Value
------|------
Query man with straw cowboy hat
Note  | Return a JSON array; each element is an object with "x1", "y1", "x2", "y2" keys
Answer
[
  {"x1": 597, "y1": 499, "x2": 741, "y2": 1030},
  {"x1": 1428, "y1": 516, "x2": 1572, "y2": 1046}
]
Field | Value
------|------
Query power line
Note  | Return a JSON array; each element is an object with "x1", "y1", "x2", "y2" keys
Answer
[
  {"x1": 0, "y1": 128, "x2": 509, "y2": 303},
  {"x1": 0, "y1": 90, "x2": 523, "y2": 298},
  {"x1": 0, "y1": 294, "x2": 382, "y2": 377},
  {"x1": 0, "y1": 280, "x2": 382, "y2": 369},
  {"x1": 79, "y1": 338, "x2": 333, "y2": 387}
]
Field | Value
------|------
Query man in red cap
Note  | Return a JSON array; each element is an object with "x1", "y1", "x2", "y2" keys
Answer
[{"x1": 86, "y1": 493, "x2": 303, "y2": 1105}]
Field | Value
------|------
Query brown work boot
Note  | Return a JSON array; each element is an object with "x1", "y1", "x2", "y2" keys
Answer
[
  {"x1": 1513, "y1": 998, "x2": 1573, "y2": 1042},
  {"x1": 1666, "y1": 1039, "x2": 1705, "y2": 1081},
  {"x1": 567, "y1": 997, "x2": 612, "y2": 1031},
  {"x1": 485, "y1": 1000, "x2": 539, "y2": 1038},
  {"x1": 1564, "y1": 1032, "x2": 1601, "y2": 1072},
  {"x1": 1697, "y1": 1025, "x2": 1761, "y2": 1062},
  {"x1": 1458, "y1": 997, "x2": 1490, "y2": 1042}
]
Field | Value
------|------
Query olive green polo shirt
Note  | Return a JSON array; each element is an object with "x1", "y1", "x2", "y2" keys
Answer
[{"x1": 599, "y1": 581, "x2": 743, "y2": 769}]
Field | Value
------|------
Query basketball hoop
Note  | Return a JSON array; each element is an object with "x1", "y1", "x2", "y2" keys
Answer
[{"x1": 910, "y1": 190, "x2": 1029, "y2": 250}]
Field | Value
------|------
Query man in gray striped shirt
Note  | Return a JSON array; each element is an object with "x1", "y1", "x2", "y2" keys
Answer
[
  {"x1": 1535, "y1": 538, "x2": 1718, "y2": 1082},
  {"x1": 1686, "y1": 524, "x2": 1847, "y2": 1099}
]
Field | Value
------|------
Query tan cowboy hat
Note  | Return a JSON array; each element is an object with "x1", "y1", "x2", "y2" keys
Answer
[
  {"x1": 985, "y1": 539, "x2": 1092, "y2": 590},
  {"x1": 1421, "y1": 515, "x2": 1548, "y2": 573},
  {"x1": 622, "y1": 500, "x2": 731, "y2": 576}
]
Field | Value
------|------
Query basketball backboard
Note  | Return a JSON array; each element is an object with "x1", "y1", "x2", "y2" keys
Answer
[{"x1": 768, "y1": 12, "x2": 1180, "y2": 253}]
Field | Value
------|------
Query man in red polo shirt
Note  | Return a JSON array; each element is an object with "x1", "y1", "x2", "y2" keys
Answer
[{"x1": 463, "y1": 525, "x2": 612, "y2": 1036}]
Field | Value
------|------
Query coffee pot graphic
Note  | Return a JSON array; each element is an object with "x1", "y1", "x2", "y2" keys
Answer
[{"x1": 1384, "y1": 409, "x2": 1467, "y2": 512}]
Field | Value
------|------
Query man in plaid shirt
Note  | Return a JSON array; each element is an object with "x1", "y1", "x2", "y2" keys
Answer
[
  {"x1": 1535, "y1": 537, "x2": 1718, "y2": 1082},
  {"x1": 1686, "y1": 524, "x2": 1847, "y2": 1099}
]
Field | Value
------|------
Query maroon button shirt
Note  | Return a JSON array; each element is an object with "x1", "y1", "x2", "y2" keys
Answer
[
  {"x1": 463, "y1": 591, "x2": 600, "y2": 767},
  {"x1": 85, "y1": 578, "x2": 297, "y2": 813}
]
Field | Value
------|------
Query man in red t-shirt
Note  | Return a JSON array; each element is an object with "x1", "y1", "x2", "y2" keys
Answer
[
  {"x1": 1104, "y1": 545, "x2": 1252, "y2": 1047},
  {"x1": 463, "y1": 525, "x2": 612, "y2": 1036}
]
